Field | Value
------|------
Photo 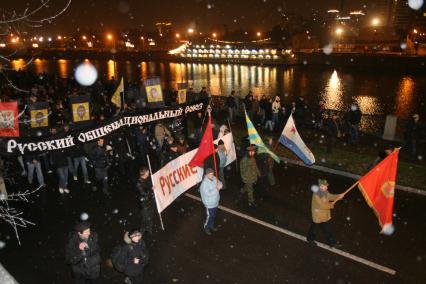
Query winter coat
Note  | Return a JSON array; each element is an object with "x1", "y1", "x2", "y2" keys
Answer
[
  {"x1": 161, "y1": 150, "x2": 179, "y2": 166},
  {"x1": 136, "y1": 178, "x2": 154, "y2": 210},
  {"x1": 65, "y1": 231, "x2": 101, "y2": 279},
  {"x1": 404, "y1": 119, "x2": 422, "y2": 141},
  {"x1": 154, "y1": 124, "x2": 171, "y2": 142},
  {"x1": 200, "y1": 175, "x2": 222, "y2": 208},
  {"x1": 255, "y1": 153, "x2": 270, "y2": 177},
  {"x1": 347, "y1": 109, "x2": 362, "y2": 125},
  {"x1": 217, "y1": 148, "x2": 227, "y2": 168},
  {"x1": 89, "y1": 145, "x2": 109, "y2": 169},
  {"x1": 121, "y1": 233, "x2": 149, "y2": 277},
  {"x1": 311, "y1": 192, "x2": 339, "y2": 223},
  {"x1": 225, "y1": 96, "x2": 237, "y2": 109},
  {"x1": 51, "y1": 148, "x2": 69, "y2": 168},
  {"x1": 240, "y1": 155, "x2": 260, "y2": 184}
]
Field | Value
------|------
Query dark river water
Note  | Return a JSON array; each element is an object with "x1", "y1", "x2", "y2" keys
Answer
[{"x1": 9, "y1": 58, "x2": 426, "y2": 133}]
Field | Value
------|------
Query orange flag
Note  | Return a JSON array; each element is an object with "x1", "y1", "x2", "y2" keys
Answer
[
  {"x1": 358, "y1": 149, "x2": 399, "y2": 232},
  {"x1": 189, "y1": 113, "x2": 214, "y2": 168}
]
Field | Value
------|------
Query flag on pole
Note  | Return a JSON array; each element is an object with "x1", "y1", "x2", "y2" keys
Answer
[
  {"x1": 358, "y1": 149, "x2": 399, "y2": 232},
  {"x1": 0, "y1": 101, "x2": 19, "y2": 137},
  {"x1": 278, "y1": 114, "x2": 315, "y2": 165},
  {"x1": 189, "y1": 113, "x2": 214, "y2": 167},
  {"x1": 244, "y1": 110, "x2": 280, "y2": 163},
  {"x1": 111, "y1": 77, "x2": 124, "y2": 108}
]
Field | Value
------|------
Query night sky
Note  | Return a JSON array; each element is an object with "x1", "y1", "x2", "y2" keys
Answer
[{"x1": 2, "y1": 0, "x2": 375, "y2": 33}]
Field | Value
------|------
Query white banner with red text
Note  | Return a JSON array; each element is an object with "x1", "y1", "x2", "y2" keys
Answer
[{"x1": 152, "y1": 132, "x2": 236, "y2": 213}]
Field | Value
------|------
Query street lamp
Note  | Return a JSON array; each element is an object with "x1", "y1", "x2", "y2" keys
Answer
[
  {"x1": 335, "y1": 28, "x2": 343, "y2": 36},
  {"x1": 107, "y1": 34, "x2": 113, "y2": 40},
  {"x1": 256, "y1": 32, "x2": 261, "y2": 37},
  {"x1": 82, "y1": 35, "x2": 87, "y2": 40},
  {"x1": 175, "y1": 33, "x2": 180, "y2": 39},
  {"x1": 371, "y1": 18, "x2": 380, "y2": 26},
  {"x1": 413, "y1": 29, "x2": 418, "y2": 34},
  {"x1": 212, "y1": 33, "x2": 217, "y2": 38},
  {"x1": 188, "y1": 28, "x2": 194, "y2": 34}
]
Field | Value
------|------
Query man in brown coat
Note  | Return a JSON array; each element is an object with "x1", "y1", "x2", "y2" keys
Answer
[{"x1": 307, "y1": 179, "x2": 343, "y2": 248}]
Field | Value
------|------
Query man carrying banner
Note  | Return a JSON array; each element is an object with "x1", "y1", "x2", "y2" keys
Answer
[
  {"x1": 240, "y1": 145, "x2": 260, "y2": 207},
  {"x1": 200, "y1": 168, "x2": 223, "y2": 235},
  {"x1": 307, "y1": 179, "x2": 343, "y2": 248}
]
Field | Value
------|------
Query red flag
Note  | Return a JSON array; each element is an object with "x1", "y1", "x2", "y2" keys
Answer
[
  {"x1": 0, "y1": 102, "x2": 20, "y2": 137},
  {"x1": 358, "y1": 149, "x2": 399, "y2": 232},
  {"x1": 189, "y1": 114, "x2": 214, "y2": 167}
]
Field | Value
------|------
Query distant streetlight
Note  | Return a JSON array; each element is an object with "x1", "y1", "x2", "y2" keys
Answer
[
  {"x1": 212, "y1": 33, "x2": 217, "y2": 38},
  {"x1": 107, "y1": 34, "x2": 113, "y2": 40},
  {"x1": 175, "y1": 33, "x2": 180, "y2": 38},
  {"x1": 57, "y1": 35, "x2": 62, "y2": 40},
  {"x1": 413, "y1": 29, "x2": 418, "y2": 34},
  {"x1": 335, "y1": 28, "x2": 343, "y2": 35},
  {"x1": 256, "y1": 32, "x2": 261, "y2": 37},
  {"x1": 188, "y1": 28, "x2": 194, "y2": 34},
  {"x1": 371, "y1": 18, "x2": 380, "y2": 26},
  {"x1": 82, "y1": 35, "x2": 87, "y2": 40}
]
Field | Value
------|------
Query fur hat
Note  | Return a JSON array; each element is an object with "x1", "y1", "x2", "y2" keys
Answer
[{"x1": 128, "y1": 228, "x2": 142, "y2": 237}]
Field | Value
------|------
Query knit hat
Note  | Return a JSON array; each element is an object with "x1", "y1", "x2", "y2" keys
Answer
[
  {"x1": 205, "y1": 168, "x2": 214, "y2": 175},
  {"x1": 318, "y1": 179, "x2": 329, "y2": 186},
  {"x1": 74, "y1": 221, "x2": 91, "y2": 233}
]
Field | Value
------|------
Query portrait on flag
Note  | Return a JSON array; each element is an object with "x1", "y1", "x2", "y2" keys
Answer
[
  {"x1": 177, "y1": 83, "x2": 188, "y2": 104},
  {"x1": 0, "y1": 101, "x2": 20, "y2": 137},
  {"x1": 72, "y1": 102, "x2": 90, "y2": 122},
  {"x1": 145, "y1": 77, "x2": 164, "y2": 108},
  {"x1": 30, "y1": 102, "x2": 49, "y2": 128}
]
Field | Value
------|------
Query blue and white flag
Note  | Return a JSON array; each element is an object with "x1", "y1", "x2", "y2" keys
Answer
[{"x1": 279, "y1": 114, "x2": 315, "y2": 165}]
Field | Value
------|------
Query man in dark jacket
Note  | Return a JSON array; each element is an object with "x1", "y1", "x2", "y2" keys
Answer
[
  {"x1": 51, "y1": 147, "x2": 70, "y2": 194},
  {"x1": 225, "y1": 91, "x2": 238, "y2": 123},
  {"x1": 65, "y1": 221, "x2": 101, "y2": 284},
  {"x1": 136, "y1": 168, "x2": 155, "y2": 237},
  {"x1": 404, "y1": 114, "x2": 423, "y2": 161},
  {"x1": 89, "y1": 138, "x2": 111, "y2": 195},
  {"x1": 121, "y1": 229, "x2": 149, "y2": 284},
  {"x1": 345, "y1": 103, "x2": 362, "y2": 145}
]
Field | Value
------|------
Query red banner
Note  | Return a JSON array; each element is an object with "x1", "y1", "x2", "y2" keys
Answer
[
  {"x1": 0, "y1": 102, "x2": 20, "y2": 137},
  {"x1": 358, "y1": 149, "x2": 399, "y2": 231}
]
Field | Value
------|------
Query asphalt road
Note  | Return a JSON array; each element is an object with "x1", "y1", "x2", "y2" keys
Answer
[{"x1": 1, "y1": 160, "x2": 425, "y2": 284}]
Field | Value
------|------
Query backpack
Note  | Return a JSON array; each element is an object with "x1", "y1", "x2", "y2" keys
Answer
[{"x1": 110, "y1": 245, "x2": 126, "y2": 273}]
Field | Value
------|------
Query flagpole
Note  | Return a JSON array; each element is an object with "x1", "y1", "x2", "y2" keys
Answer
[
  {"x1": 147, "y1": 154, "x2": 165, "y2": 231},
  {"x1": 332, "y1": 181, "x2": 359, "y2": 205},
  {"x1": 208, "y1": 110, "x2": 219, "y2": 183},
  {"x1": 227, "y1": 118, "x2": 239, "y2": 173},
  {"x1": 121, "y1": 78, "x2": 125, "y2": 110}
]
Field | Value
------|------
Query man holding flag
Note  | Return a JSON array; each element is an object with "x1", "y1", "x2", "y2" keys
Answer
[{"x1": 307, "y1": 179, "x2": 343, "y2": 248}]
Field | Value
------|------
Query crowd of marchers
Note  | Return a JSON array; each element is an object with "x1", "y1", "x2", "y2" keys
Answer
[{"x1": 0, "y1": 70, "x2": 424, "y2": 283}]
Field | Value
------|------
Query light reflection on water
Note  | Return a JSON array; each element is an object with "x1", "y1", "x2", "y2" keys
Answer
[{"x1": 10, "y1": 58, "x2": 425, "y2": 123}]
